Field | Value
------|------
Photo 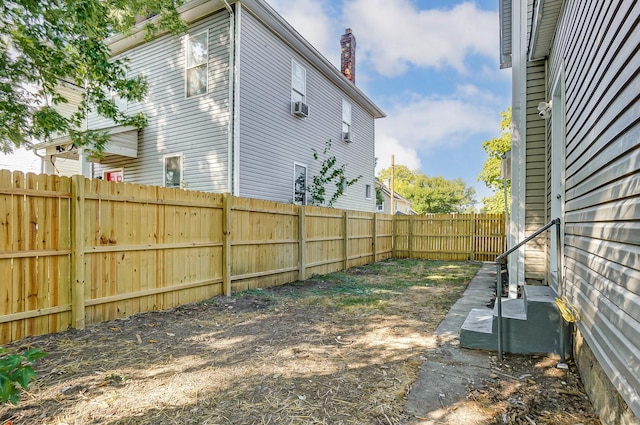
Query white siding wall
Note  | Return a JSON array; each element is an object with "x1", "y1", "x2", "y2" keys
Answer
[
  {"x1": 525, "y1": 60, "x2": 547, "y2": 283},
  {"x1": 236, "y1": 8, "x2": 376, "y2": 211},
  {"x1": 90, "y1": 11, "x2": 231, "y2": 192},
  {"x1": 548, "y1": 0, "x2": 640, "y2": 418}
]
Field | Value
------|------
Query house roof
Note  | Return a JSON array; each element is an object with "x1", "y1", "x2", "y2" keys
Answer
[
  {"x1": 499, "y1": 0, "x2": 512, "y2": 69},
  {"x1": 528, "y1": 0, "x2": 564, "y2": 61},
  {"x1": 374, "y1": 180, "x2": 411, "y2": 204},
  {"x1": 106, "y1": 0, "x2": 386, "y2": 119},
  {"x1": 375, "y1": 181, "x2": 418, "y2": 215},
  {"x1": 499, "y1": 0, "x2": 564, "y2": 66}
]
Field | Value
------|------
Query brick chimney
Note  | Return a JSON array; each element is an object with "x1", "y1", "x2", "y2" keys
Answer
[{"x1": 340, "y1": 28, "x2": 356, "y2": 83}]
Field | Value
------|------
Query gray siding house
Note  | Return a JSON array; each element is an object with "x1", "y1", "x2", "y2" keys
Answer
[
  {"x1": 502, "y1": 0, "x2": 640, "y2": 423},
  {"x1": 42, "y1": 0, "x2": 384, "y2": 212}
]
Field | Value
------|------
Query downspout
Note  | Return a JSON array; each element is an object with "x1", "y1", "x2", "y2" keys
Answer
[
  {"x1": 222, "y1": 0, "x2": 237, "y2": 195},
  {"x1": 32, "y1": 147, "x2": 46, "y2": 174}
]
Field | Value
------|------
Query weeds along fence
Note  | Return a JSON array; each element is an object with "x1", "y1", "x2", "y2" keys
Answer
[{"x1": 0, "y1": 171, "x2": 504, "y2": 344}]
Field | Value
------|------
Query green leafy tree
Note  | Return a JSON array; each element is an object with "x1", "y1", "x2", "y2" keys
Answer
[
  {"x1": 378, "y1": 166, "x2": 476, "y2": 214},
  {"x1": 375, "y1": 186, "x2": 384, "y2": 206},
  {"x1": 478, "y1": 108, "x2": 512, "y2": 213},
  {"x1": 0, "y1": 347, "x2": 46, "y2": 405},
  {"x1": 0, "y1": 0, "x2": 186, "y2": 154},
  {"x1": 308, "y1": 140, "x2": 361, "y2": 207}
]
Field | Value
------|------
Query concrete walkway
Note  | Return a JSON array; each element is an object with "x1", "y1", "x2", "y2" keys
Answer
[{"x1": 404, "y1": 262, "x2": 496, "y2": 424}]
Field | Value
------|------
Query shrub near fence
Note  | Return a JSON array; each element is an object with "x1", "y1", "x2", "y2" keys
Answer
[{"x1": 0, "y1": 171, "x2": 503, "y2": 344}]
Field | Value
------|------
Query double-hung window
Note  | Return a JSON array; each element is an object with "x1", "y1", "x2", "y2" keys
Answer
[
  {"x1": 291, "y1": 60, "x2": 306, "y2": 103},
  {"x1": 164, "y1": 154, "x2": 183, "y2": 188},
  {"x1": 342, "y1": 100, "x2": 352, "y2": 142},
  {"x1": 294, "y1": 163, "x2": 307, "y2": 205},
  {"x1": 186, "y1": 31, "x2": 208, "y2": 97},
  {"x1": 111, "y1": 89, "x2": 127, "y2": 113}
]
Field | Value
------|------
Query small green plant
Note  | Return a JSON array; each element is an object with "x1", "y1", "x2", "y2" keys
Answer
[
  {"x1": 0, "y1": 347, "x2": 46, "y2": 405},
  {"x1": 106, "y1": 373, "x2": 126, "y2": 383},
  {"x1": 308, "y1": 140, "x2": 361, "y2": 207}
]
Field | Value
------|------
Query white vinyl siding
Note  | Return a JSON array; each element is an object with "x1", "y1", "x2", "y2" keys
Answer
[
  {"x1": 89, "y1": 11, "x2": 231, "y2": 193},
  {"x1": 237, "y1": 8, "x2": 376, "y2": 211},
  {"x1": 546, "y1": 0, "x2": 640, "y2": 417},
  {"x1": 524, "y1": 60, "x2": 547, "y2": 283}
]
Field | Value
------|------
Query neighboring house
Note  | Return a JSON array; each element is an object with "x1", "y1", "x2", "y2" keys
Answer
[
  {"x1": 502, "y1": 1, "x2": 639, "y2": 423},
  {"x1": 374, "y1": 180, "x2": 416, "y2": 215},
  {"x1": 39, "y1": 0, "x2": 385, "y2": 212}
]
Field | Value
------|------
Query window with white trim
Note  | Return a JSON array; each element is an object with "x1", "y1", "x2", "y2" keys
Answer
[
  {"x1": 104, "y1": 168, "x2": 124, "y2": 183},
  {"x1": 342, "y1": 100, "x2": 352, "y2": 142},
  {"x1": 164, "y1": 154, "x2": 183, "y2": 188},
  {"x1": 365, "y1": 184, "x2": 371, "y2": 199},
  {"x1": 111, "y1": 90, "x2": 127, "y2": 113},
  {"x1": 294, "y1": 163, "x2": 307, "y2": 205},
  {"x1": 291, "y1": 60, "x2": 306, "y2": 103},
  {"x1": 186, "y1": 31, "x2": 208, "y2": 97},
  {"x1": 376, "y1": 202, "x2": 384, "y2": 212}
]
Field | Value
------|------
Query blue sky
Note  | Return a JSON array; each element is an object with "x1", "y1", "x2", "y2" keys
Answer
[
  {"x1": 0, "y1": 0, "x2": 511, "y2": 204},
  {"x1": 269, "y1": 0, "x2": 512, "y2": 203}
]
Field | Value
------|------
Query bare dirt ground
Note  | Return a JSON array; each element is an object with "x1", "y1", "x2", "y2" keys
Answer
[{"x1": 0, "y1": 259, "x2": 600, "y2": 424}]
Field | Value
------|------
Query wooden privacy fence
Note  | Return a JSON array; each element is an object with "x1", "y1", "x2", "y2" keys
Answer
[
  {"x1": 0, "y1": 171, "x2": 504, "y2": 344},
  {"x1": 393, "y1": 213, "x2": 505, "y2": 262}
]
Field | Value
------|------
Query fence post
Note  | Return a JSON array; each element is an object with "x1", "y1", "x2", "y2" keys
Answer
[
  {"x1": 298, "y1": 206, "x2": 306, "y2": 280},
  {"x1": 70, "y1": 175, "x2": 86, "y2": 330},
  {"x1": 222, "y1": 193, "x2": 231, "y2": 296},
  {"x1": 391, "y1": 214, "x2": 396, "y2": 258},
  {"x1": 471, "y1": 214, "x2": 477, "y2": 261},
  {"x1": 372, "y1": 213, "x2": 377, "y2": 263},
  {"x1": 408, "y1": 215, "x2": 414, "y2": 259},
  {"x1": 343, "y1": 211, "x2": 349, "y2": 270}
]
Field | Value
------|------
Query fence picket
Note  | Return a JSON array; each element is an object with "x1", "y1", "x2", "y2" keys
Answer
[{"x1": 0, "y1": 170, "x2": 12, "y2": 341}]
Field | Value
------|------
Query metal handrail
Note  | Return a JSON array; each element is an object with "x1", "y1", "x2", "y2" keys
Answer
[
  {"x1": 495, "y1": 218, "x2": 563, "y2": 361},
  {"x1": 497, "y1": 218, "x2": 559, "y2": 263}
]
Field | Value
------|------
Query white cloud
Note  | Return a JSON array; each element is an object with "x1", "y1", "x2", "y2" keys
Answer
[
  {"x1": 268, "y1": 0, "x2": 341, "y2": 66},
  {"x1": 375, "y1": 84, "x2": 500, "y2": 165},
  {"x1": 344, "y1": 0, "x2": 497, "y2": 76},
  {"x1": 375, "y1": 135, "x2": 421, "y2": 174}
]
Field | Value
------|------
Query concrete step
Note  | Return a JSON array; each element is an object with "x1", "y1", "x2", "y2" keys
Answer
[
  {"x1": 524, "y1": 284, "x2": 558, "y2": 303},
  {"x1": 461, "y1": 308, "x2": 493, "y2": 334},
  {"x1": 460, "y1": 308, "x2": 495, "y2": 350},
  {"x1": 494, "y1": 298, "x2": 527, "y2": 321},
  {"x1": 460, "y1": 285, "x2": 564, "y2": 355}
]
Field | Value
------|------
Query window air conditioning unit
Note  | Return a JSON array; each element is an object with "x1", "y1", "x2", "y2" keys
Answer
[
  {"x1": 343, "y1": 131, "x2": 352, "y2": 143},
  {"x1": 292, "y1": 101, "x2": 309, "y2": 118}
]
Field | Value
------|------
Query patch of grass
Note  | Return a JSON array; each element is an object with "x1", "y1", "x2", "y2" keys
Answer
[
  {"x1": 239, "y1": 288, "x2": 271, "y2": 298},
  {"x1": 271, "y1": 259, "x2": 481, "y2": 311}
]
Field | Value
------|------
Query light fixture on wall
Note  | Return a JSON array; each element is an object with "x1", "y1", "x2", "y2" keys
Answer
[{"x1": 537, "y1": 101, "x2": 552, "y2": 119}]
